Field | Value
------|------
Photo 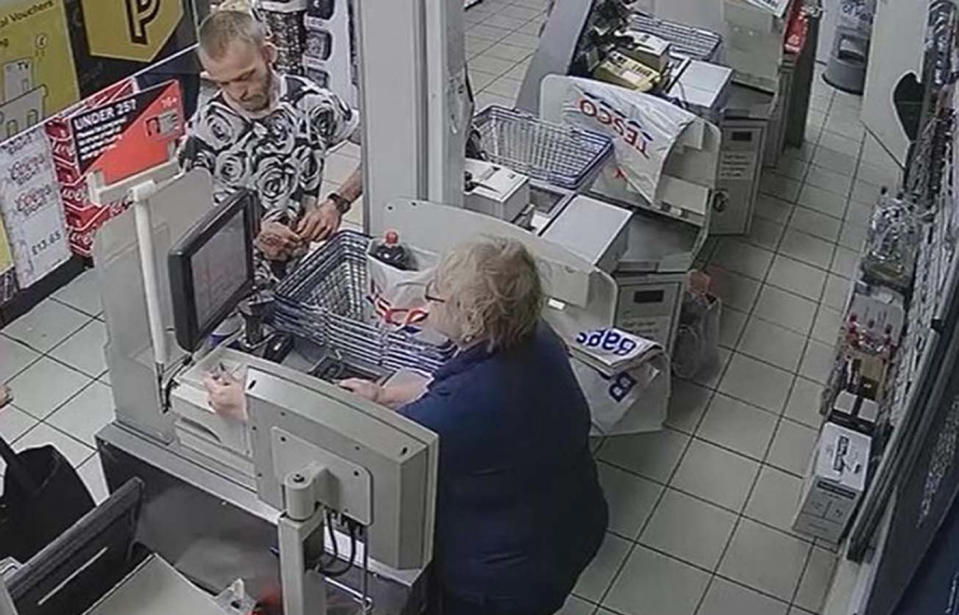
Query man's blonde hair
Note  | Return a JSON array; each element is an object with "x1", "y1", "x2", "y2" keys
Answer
[
  {"x1": 198, "y1": 9, "x2": 267, "y2": 60},
  {"x1": 436, "y1": 237, "x2": 543, "y2": 351}
]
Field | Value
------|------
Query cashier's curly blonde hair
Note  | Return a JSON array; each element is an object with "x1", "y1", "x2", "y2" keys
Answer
[{"x1": 435, "y1": 237, "x2": 543, "y2": 352}]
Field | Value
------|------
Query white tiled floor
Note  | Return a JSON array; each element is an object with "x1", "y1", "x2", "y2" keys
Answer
[
  {"x1": 0, "y1": 2, "x2": 896, "y2": 614},
  {"x1": 553, "y1": 58, "x2": 888, "y2": 615},
  {"x1": 458, "y1": 5, "x2": 890, "y2": 614},
  {"x1": 0, "y1": 281, "x2": 108, "y2": 499}
]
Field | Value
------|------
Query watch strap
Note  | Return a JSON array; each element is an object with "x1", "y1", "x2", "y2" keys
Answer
[{"x1": 328, "y1": 192, "x2": 351, "y2": 214}]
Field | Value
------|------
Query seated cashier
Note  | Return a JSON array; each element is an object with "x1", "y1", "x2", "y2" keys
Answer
[
  {"x1": 203, "y1": 237, "x2": 609, "y2": 615},
  {"x1": 340, "y1": 237, "x2": 609, "y2": 615}
]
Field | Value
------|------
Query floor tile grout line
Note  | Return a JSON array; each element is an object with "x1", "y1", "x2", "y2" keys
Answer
[
  {"x1": 0, "y1": 351, "x2": 43, "y2": 391},
  {"x1": 599, "y1": 423, "x2": 808, "y2": 483},
  {"x1": 606, "y1": 499, "x2": 817, "y2": 550},
  {"x1": 731, "y1": 94, "x2": 869, "y2": 611},
  {"x1": 595, "y1": 359, "x2": 728, "y2": 607},
  {"x1": 4, "y1": 407, "x2": 97, "y2": 464},
  {"x1": 2, "y1": 322, "x2": 107, "y2": 394},
  {"x1": 42, "y1": 347, "x2": 105, "y2": 382},
  {"x1": 2, "y1": 311, "x2": 97, "y2": 358},
  {"x1": 48, "y1": 294, "x2": 101, "y2": 320},
  {"x1": 476, "y1": 9, "x2": 544, "y2": 37},
  {"x1": 700, "y1": 100, "x2": 863, "y2": 604},
  {"x1": 710, "y1": 233, "x2": 853, "y2": 283},
  {"x1": 684, "y1": 372, "x2": 796, "y2": 422},
  {"x1": 699, "y1": 197, "x2": 814, "y2": 611},
  {"x1": 598, "y1": 453, "x2": 814, "y2": 541},
  {"x1": 787, "y1": 544, "x2": 819, "y2": 613},
  {"x1": 597, "y1": 230, "x2": 776, "y2": 608},
  {"x1": 773, "y1": 103, "x2": 872, "y2": 615},
  {"x1": 469, "y1": 8, "x2": 544, "y2": 48},
  {"x1": 18, "y1": 373, "x2": 100, "y2": 424}
]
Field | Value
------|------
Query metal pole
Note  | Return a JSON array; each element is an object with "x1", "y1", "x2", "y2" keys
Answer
[
  {"x1": 279, "y1": 512, "x2": 328, "y2": 615},
  {"x1": 361, "y1": 526, "x2": 371, "y2": 613},
  {"x1": 131, "y1": 182, "x2": 168, "y2": 399}
]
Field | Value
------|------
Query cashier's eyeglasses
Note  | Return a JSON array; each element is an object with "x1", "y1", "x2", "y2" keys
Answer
[
  {"x1": 422, "y1": 280, "x2": 447, "y2": 304},
  {"x1": 398, "y1": 279, "x2": 447, "y2": 303}
]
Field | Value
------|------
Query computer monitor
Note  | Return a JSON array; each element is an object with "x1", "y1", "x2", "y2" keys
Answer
[
  {"x1": 7, "y1": 479, "x2": 146, "y2": 615},
  {"x1": 169, "y1": 190, "x2": 258, "y2": 352},
  {"x1": 245, "y1": 363, "x2": 438, "y2": 571}
]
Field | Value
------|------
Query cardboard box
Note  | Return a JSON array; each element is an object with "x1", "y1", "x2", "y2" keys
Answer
[
  {"x1": 793, "y1": 422, "x2": 871, "y2": 543},
  {"x1": 830, "y1": 390, "x2": 879, "y2": 435},
  {"x1": 835, "y1": 349, "x2": 889, "y2": 403}
]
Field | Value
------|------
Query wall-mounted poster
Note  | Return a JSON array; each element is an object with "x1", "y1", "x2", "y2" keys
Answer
[
  {"x1": 0, "y1": 0, "x2": 80, "y2": 137},
  {"x1": 0, "y1": 126, "x2": 71, "y2": 287},
  {"x1": 63, "y1": 0, "x2": 197, "y2": 100}
]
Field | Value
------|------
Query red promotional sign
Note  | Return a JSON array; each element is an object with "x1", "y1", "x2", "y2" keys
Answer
[{"x1": 44, "y1": 79, "x2": 185, "y2": 256}]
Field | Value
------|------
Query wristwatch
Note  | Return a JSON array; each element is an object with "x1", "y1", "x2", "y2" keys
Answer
[{"x1": 328, "y1": 192, "x2": 351, "y2": 214}]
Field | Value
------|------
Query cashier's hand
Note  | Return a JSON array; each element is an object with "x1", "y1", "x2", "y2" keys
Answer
[
  {"x1": 296, "y1": 201, "x2": 341, "y2": 243},
  {"x1": 256, "y1": 221, "x2": 303, "y2": 261},
  {"x1": 203, "y1": 372, "x2": 248, "y2": 422},
  {"x1": 338, "y1": 378, "x2": 384, "y2": 404}
]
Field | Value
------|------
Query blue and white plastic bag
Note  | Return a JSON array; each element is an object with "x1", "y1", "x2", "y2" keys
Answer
[{"x1": 569, "y1": 327, "x2": 670, "y2": 436}]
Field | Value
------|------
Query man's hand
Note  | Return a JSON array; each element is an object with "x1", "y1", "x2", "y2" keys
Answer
[
  {"x1": 296, "y1": 200, "x2": 342, "y2": 243},
  {"x1": 203, "y1": 371, "x2": 248, "y2": 422},
  {"x1": 338, "y1": 378, "x2": 384, "y2": 404},
  {"x1": 256, "y1": 221, "x2": 302, "y2": 261}
]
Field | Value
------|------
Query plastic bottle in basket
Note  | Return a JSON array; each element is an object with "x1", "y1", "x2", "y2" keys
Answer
[{"x1": 373, "y1": 230, "x2": 411, "y2": 271}]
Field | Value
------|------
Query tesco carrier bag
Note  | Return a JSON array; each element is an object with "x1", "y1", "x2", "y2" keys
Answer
[{"x1": 366, "y1": 232, "x2": 440, "y2": 338}]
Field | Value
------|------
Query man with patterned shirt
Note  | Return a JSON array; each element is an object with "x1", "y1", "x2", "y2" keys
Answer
[{"x1": 179, "y1": 9, "x2": 361, "y2": 281}]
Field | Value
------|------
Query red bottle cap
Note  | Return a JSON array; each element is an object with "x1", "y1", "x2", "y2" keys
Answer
[{"x1": 384, "y1": 230, "x2": 399, "y2": 245}]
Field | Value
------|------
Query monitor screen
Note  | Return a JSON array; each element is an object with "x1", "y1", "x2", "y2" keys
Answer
[
  {"x1": 169, "y1": 190, "x2": 258, "y2": 352},
  {"x1": 8, "y1": 479, "x2": 146, "y2": 615},
  {"x1": 191, "y1": 211, "x2": 248, "y2": 328}
]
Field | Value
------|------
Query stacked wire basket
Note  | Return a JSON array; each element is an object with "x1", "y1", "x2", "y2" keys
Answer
[
  {"x1": 473, "y1": 106, "x2": 613, "y2": 190},
  {"x1": 273, "y1": 231, "x2": 454, "y2": 375}
]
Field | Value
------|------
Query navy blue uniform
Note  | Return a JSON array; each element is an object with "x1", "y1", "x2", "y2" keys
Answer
[{"x1": 400, "y1": 324, "x2": 609, "y2": 615}]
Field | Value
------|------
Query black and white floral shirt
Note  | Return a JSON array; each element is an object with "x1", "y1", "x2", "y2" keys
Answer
[{"x1": 179, "y1": 73, "x2": 359, "y2": 224}]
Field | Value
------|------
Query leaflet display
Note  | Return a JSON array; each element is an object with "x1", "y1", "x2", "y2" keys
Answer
[{"x1": 0, "y1": 127, "x2": 70, "y2": 287}]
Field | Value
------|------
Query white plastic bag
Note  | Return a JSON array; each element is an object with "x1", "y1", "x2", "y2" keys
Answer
[
  {"x1": 365, "y1": 243, "x2": 438, "y2": 334},
  {"x1": 568, "y1": 327, "x2": 670, "y2": 436},
  {"x1": 542, "y1": 76, "x2": 696, "y2": 204},
  {"x1": 673, "y1": 271, "x2": 721, "y2": 379}
]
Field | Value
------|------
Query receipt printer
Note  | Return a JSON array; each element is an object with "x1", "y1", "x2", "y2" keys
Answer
[
  {"x1": 464, "y1": 158, "x2": 530, "y2": 222},
  {"x1": 542, "y1": 195, "x2": 632, "y2": 273},
  {"x1": 615, "y1": 30, "x2": 672, "y2": 72}
]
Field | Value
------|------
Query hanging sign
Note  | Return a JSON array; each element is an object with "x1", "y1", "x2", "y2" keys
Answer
[
  {"x1": 68, "y1": 79, "x2": 184, "y2": 185},
  {"x1": 63, "y1": 0, "x2": 196, "y2": 98},
  {"x1": 0, "y1": 0, "x2": 80, "y2": 132}
]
